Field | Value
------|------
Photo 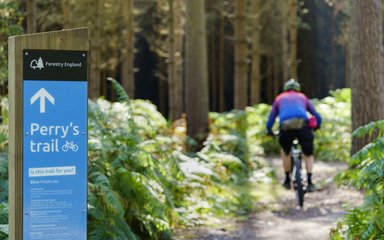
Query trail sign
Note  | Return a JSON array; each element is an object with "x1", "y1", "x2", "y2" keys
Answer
[
  {"x1": 9, "y1": 28, "x2": 89, "y2": 240},
  {"x1": 21, "y1": 49, "x2": 88, "y2": 239}
]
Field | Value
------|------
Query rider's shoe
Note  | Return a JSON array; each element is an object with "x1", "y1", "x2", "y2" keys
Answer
[
  {"x1": 282, "y1": 180, "x2": 291, "y2": 190},
  {"x1": 307, "y1": 182, "x2": 316, "y2": 192}
]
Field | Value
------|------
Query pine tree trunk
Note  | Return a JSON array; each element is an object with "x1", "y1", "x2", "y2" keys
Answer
[
  {"x1": 273, "y1": 55, "x2": 279, "y2": 96},
  {"x1": 121, "y1": 0, "x2": 135, "y2": 98},
  {"x1": 26, "y1": 0, "x2": 36, "y2": 33},
  {"x1": 209, "y1": 32, "x2": 218, "y2": 111},
  {"x1": 350, "y1": 0, "x2": 384, "y2": 153},
  {"x1": 218, "y1": 8, "x2": 225, "y2": 112},
  {"x1": 168, "y1": 0, "x2": 183, "y2": 120},
  {"x1": 281, "y1": 0, "x2": 289, "y2": 82},
  {"x1": 185, "y1": 0, "x2": 209, "y2": 147},
  {"x1": 289, "y1": 0, "x2": 298, "y2": 80},
  {"x1": 250, "y1": 0, "x2": 261, "y2": 105},
  {"x1": 89, "y1": 0, "x2": 102, "y2": 99},
  {"x1": 267, "y1": 56, "x2": 273, "y2": 102},
  {"x1": 234, "y1": 0, "x2": 248, "y2": 109}
]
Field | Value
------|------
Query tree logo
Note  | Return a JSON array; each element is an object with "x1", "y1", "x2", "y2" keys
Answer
[{"x1": 30, "y1": 57, "x2": 44, "y2": 70}]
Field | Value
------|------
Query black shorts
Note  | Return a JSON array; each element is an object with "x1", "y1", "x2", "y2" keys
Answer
[{"x1": 279, "y1": 126, "x2": 314, "y2": 155}]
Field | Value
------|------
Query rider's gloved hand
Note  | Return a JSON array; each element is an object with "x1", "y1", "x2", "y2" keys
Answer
[{"x1": 267, "y1": 130, "x2": 274, "y2": 137}]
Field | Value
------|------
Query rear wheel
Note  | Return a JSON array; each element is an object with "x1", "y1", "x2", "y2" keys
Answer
[{"x1": 294, "y1": 158, "x2": 304, "y2": 207}]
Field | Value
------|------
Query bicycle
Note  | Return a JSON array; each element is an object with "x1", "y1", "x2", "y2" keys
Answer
[
  {"x1": 290, "y1": 138, "x2": 306, "y2": 207},
  {"x1": 272, "y1": 132, "x2": 306, "y2": 207}
]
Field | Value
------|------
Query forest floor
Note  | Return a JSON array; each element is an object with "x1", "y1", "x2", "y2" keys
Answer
[{"x1": 174, "y1": 157, "x2": 363, "y2": 240}]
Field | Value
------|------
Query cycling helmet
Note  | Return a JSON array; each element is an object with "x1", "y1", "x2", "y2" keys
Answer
[{"x1": 283, "y1": 79, "x2": 301, "y2": 91}]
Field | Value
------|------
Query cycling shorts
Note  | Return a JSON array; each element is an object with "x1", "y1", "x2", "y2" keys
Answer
[{"x1": 279, "y1": 126, "x2": 314, "y2": 156}]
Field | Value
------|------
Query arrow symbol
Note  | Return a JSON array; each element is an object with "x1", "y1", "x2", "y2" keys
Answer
[{"x1": 30, "y1": 88, "x2": 55, "y2": 113}]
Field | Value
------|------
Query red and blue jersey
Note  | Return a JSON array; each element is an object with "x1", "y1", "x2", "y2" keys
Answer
[{"x1": 266, "y1": 90, "x2": 322, "y2": 131}]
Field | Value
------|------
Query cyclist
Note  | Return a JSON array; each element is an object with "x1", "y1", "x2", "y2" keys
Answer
[{"x1": 266, "y1": 79, "x2": 322, "y2": 192}]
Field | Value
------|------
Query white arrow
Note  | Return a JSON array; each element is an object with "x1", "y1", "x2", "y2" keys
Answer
[{"x1": 30, "y1": 88, "x2": 55, "y2": 113}]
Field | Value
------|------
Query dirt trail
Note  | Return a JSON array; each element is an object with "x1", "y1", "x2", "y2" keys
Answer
[{"x1": 174, "y1": 158, "x2": 363, "y2": 240}]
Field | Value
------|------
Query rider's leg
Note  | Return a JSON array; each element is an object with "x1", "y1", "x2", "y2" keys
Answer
[
  {"x1": 302, "y1": 154, "x2": 314, "y2": 183},
  {"x1": 303, "y1": 154, "x2": 316, "y2": 192},
  {"x1": 299, "y1": 127, "x2": 316, "y2": 191},
  {"x1": 302, "y1": 154, "x2": 314, "y2": 173},
  {"x1": 279, "y1": 130, "x2": 294, "y2": 189},
  {"x1": 281, "y1": 149, "x2": 291, "y2": 189},
  {"x1": 281, "y1": 149, "x2": 291, "y2": 173}
]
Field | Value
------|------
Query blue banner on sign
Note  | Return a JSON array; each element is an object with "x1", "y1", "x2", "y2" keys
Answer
[{"x1": 23, "y1": 80, "x2": 87, "y2": 240}]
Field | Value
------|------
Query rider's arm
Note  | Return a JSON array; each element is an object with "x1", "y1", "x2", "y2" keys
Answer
[
  {"x1": 266, "y1": 100, "x2": 279, "y2": 133},
  {"x1": 306, "y1": 99, "x2": 322, "y2": 127}
]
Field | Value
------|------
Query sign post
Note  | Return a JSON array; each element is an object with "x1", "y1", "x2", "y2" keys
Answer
[{"x1": 9, "y1": 28, "x2": 88, "y2": 240}]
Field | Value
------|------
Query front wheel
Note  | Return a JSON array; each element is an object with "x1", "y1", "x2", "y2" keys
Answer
[{"x1": 294, "y1": 161, "x2": 305, "y2": 207}]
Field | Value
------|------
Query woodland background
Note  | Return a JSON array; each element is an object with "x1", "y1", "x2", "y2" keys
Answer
[{"x1": 1, "y1": 0, "x2": 348, "y2": 113}]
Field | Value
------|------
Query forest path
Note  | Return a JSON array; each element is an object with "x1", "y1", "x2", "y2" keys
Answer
[{"x1": 174, "y1": 158, "x2": 363, "y2": 240}]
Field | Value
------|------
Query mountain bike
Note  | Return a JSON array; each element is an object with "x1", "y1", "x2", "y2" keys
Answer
[
  {"x1": 290, "y1": 138, "x2": 306, "y2": 207},
  {"x1": 272, "y1": 133, "x2": 306, "y2": 207}
]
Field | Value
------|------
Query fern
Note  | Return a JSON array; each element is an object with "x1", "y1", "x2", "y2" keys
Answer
[
  {"x1": 353, "y1": 120, "x2": 384, "y2": 138},
  {"x1": 331, "y1": 120, "x2": 384, "y2": 239},
  {"x1": 107, "y1": 77, "x2": 130, "y2": 102}
]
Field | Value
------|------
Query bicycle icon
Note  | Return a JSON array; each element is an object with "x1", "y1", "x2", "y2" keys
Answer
[{"x1": 62, "y1": 141, "x2": 79, "y2": 152}]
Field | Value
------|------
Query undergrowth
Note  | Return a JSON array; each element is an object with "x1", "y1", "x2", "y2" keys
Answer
[{"x1": 330, "y1": 120, "x2": 384, "y2": 239}]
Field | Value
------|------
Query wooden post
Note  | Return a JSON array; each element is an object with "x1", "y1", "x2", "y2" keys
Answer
[{"x1": 8, "y1": 28, "x2": 88, "y2": 240}]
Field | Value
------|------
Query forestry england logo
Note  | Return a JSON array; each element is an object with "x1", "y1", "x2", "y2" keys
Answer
[{"x1": 30, "y1": 57, "x2": 44, "y2": 70}]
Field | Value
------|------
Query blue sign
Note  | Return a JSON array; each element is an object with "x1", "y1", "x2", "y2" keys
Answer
[{"x1": 23, "y1": 50, "x2": 87, "y2": 240}]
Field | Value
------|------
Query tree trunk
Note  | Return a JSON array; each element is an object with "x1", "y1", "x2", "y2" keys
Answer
[
  {"x1": 121, "y1": 0, "x2": 135, "y2": 99},
  {"x1": 89, "y1": 0, "x2": 102, "y2": 99},
  {"x1": 267, "y1": 56, "x2": 273, "y2": 102},
  {"x1": 209, "y1": 33, "x2": 217, "y2": 111},
  {"x1": 289, "y1": 0, "x2": 298, "y2": 80},
  {"x1": 250, "y1": 0, "x2": 261, "y2": 105},
  {"x1": 273, "y1": 55, "x2": 280, "y2": 96},
  {"x1": 26, "y1": 0, "x2": 36, "y2": 33},
  {"x1": 168, "y1": 0, "x2": 184, "y2": 120},
  {"x1": 218, "y1": 7, "x2": 225, "y2": 112},
  {"x1": 185, "y1": 0, "x2": 209, "y2": 147},
  {"x1": 281, "y1": 0, "x2": 289, "y2": 82},
  {"x1": 63, "y1": 0, "x2": 70, "y2": 29},
  {"x1": 234, "y1": 0, "x2": 248, "y2": 109},
  {"x1": 350, "y1": 0, "x2": 384, "y2": 153},
  {"x1": 345, "y1": 44, "x2": 350, "y2": 88}
]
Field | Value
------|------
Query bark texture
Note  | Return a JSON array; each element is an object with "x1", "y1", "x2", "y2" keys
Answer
[
  {"x1": 350, "y1": 0, "x2": 384, "y2": 153},
  {"x1": 89, "y1": 0, "x2": 102, "y2": 99},
  {"x1": 250, "y1": 0, "x2": 261, "y2": 105},
  {"x1": 185, "y1": 0, "x2": 209, "y2": 146},
  {"x1": 168, "y1": 0, "x2": 184, "y2": 120},
  {"x1": 121, "y1": 0, "x2": 135, "y2": 98},
  {"x1": 289, "y1": 0, "x2": 298, "y2": 80},
  {"x1": 234, "y1": 0, "x2": 248, "y2": 109}
]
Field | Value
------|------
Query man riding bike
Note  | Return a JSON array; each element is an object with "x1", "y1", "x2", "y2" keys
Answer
[{"x1": 266, "y1": 79, "x2": 322, "y2": 192}]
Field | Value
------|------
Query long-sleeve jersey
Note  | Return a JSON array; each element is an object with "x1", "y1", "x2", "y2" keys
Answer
[{"x1": 266, "y1": 90, "x2": 322, "y2": 132}]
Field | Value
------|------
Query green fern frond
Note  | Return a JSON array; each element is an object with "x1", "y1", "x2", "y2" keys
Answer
[
  {"x1": 107, "y1": 77, "x2": 130, "y2": 103},
  {"x1": 353, "y1": 120, "x2": 384, "y2": 138}
]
